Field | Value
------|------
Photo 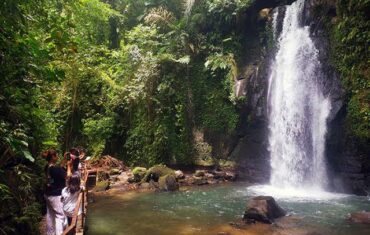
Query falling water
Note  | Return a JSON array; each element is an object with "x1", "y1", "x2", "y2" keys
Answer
[
  {"x1": 184, "y1": 0, "x2": 195, "y2": 18},
  {"x1": 268, "y1": 0, "x2": 331, "y2": 191}
]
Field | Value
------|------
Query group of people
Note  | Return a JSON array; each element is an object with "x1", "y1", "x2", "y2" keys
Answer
[{"x1": 43, "y1": 148, "x2": 87, "y2": 235}]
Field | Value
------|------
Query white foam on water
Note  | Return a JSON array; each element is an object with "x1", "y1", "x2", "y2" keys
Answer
[{"x1": 247, "y1": 185, "x2": 348, "y2": 202}]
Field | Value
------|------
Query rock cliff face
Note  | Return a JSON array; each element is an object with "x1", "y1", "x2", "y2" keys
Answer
[
  {"x1": 231, "y1": 2, "x2": 290, "y2": 183},
  {"x1": 231, "y1": 14, "x2": 272, "y2": 183},
  {"x1": 303, "y1": 0, "x2": 369, "y2": 195},
  {"x1": 232, "y1": 0, "x2": 369, "y2": 195}
]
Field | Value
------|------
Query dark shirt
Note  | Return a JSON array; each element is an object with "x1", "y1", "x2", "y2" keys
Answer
[
  {"x1": 45, "y1": 165, "x2": 67, "y2": 196},
  {"x1": 72, "y1": 156, "x2": 80, "y2": 173}
]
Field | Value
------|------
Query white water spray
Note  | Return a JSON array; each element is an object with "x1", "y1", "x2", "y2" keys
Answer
[
  {"x1": 268, "y1": 0, "x2": 331, "y2": 191},
  {"x1": 184, "y1": 0, "x2": 195, "y2": 18}
]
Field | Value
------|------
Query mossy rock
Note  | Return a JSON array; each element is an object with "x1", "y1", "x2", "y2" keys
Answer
[
  {"x1": 132, "y1": 167, "x2": 147, "y2": 182},
  {"x1": 141, "y1": 164, "x2": 175, "y2": 183},
  {"x1": 158, "y1": 174, "x2": 179, "y2": 191},
  {"x1": 94, "y1": 180, "x2": 110, "y2": 192},
  {"x1": 110, "y1": 168, "x2": 121, "y2": 175},
  {"x1": 218, "y1": 160, "x2": 236, "y2": 169},
  {"x1": 194, "y1": 157, "x2": 215, "y2": 167},
  {"x1": 132, "y1": 167, "x2": 147, "y2": 175}
]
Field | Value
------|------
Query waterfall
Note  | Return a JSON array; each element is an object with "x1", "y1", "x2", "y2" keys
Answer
[
  {"x1": 268, "y1": 0, "x2": 331, "y2": 191},
  {"x1": 184, "y1": 0, "x2": 195, "y2": 18}
]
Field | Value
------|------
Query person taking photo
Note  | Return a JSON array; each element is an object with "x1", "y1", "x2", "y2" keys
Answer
[{"x1": 43, "y1": 149, "x2": 70, "y2": 235}]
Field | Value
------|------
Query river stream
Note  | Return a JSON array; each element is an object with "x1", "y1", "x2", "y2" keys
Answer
[{"x1": 86, "y1": 183, "x2": 370, "y2": 235}]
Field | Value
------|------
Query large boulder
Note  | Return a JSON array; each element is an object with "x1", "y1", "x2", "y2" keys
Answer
[
  {"x1": 243, "y1": 196, "x2": 286, "y2": 223},
  {"x1": 348, "y1": 211, "x2": 370, "y2": 224},
  {"x1": 141, "y1": 165, "x2": 175, "y2": 183},
  {"x1": 158, "y1": 174, "x2": 179, "y2": 191}
]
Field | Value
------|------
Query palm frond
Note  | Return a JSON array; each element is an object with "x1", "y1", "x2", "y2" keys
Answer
[{"x1": 144, "y1": 7, "x2": 175, "y2": 27}]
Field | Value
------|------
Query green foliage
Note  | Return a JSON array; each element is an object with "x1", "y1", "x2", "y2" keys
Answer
[
  {"x1": 0, "y1": 0, "x2": 257, "y2": 232},
  {"x1": 0, "y1": 164, "x2": 43, "y2": 234},
  {"x1": 0, "y1": 122, "x2": 35, "y2": 163},
  {"x1": 0, "y1": 0, "x2": 55, "y2": 233},
  {"x1": 205, "y1": 52, "x2": 238, "y2": 102},
  {"x1": 83, "y1": 115, "x2": 115, "y2": 156},
  {"x1": 332, "y1": 0, "x2": 370, "y2": 140},
  {"x1": 207, "y1": 0, "x2": 253, "y2": 20},
  {"x1": 2, "y1": 0, "x2": 369, "y2": 232}
]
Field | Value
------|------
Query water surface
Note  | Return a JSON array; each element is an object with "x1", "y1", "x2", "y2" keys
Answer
[{"x1": 86, "y1": 183, "x2": 370, "y2": 235}]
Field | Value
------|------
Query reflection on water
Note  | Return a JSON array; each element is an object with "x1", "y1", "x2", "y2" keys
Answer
[{"x1": 85, "y1": 183, "x2": 370, "y2": 235}]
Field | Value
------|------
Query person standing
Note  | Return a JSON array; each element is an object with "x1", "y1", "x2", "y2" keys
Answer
[
  {"x1": 43, "y1": 149, "x2": 68, "y2": 235},
  {"x1": 61, "y1": 172, "x2": 82, "y2": 226},
  {"x1": 69, "y1": 148, "x2": 80, "y2": 174}
]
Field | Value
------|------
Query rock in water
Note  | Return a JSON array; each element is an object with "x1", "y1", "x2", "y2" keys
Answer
[
  {"x1": 243, "y1": 196, "x2": 286, "y2": 223},
  {"x1": 348, "y1": 211, "x2": 370, "y2": 224},
  {"x1": 141, "y1": 165, "x2": 175, "y2": 183},
  {"x1": 159, "y1": 174, "x2": 179, "y2": 191}
]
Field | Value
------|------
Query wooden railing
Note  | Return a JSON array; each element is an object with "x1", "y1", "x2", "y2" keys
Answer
[{"x1": 62, "y1": 166, "x2": 90, "y2": 235}]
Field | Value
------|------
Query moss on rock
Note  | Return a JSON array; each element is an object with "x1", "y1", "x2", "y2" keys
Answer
[
  {"x1": 133, "y1": 167, "x2": 147, "y2": 175},
  {"x1": 132, "y1": 167, "x2": 147, "y2": 182},
  {"x1": 141, "y1": 164, "x2": 175, "y2": 183}
]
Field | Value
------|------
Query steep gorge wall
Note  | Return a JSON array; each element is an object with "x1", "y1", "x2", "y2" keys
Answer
[
  {"x1": 231, "y1": 0, "x2": 370, "y2": 195},
  {"x1": 299, "y1": 0, "x2": 369, "y2": 195}
]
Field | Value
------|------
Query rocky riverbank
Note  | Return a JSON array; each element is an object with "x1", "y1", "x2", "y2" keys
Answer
[{"x1": 88, "y1": 155, "x2": 238, "y2": 194}]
